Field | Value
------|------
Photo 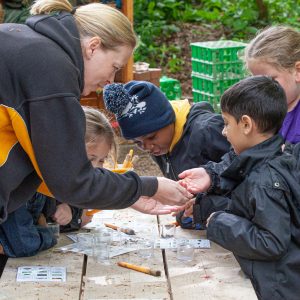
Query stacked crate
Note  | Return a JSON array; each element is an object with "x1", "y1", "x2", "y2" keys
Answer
[
  {"x1": 190, "y1": 40, "x2": 248, "y2": 110},
  {"x1": 160, "y1": 76, "x2": 182, "y2": 100}
]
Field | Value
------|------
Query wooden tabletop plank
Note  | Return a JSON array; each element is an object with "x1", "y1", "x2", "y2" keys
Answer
[
  {"x1": 159, "y1": 215, "x2": 257, "y2": 300},
  {"x1": 0, "y1": 235, "x2": 85, "y2": 300},
  {"x1": 0, "y1": 210, "x2": 258, "y2": 300},
  {"x1": 82, "y1": 209, "x2": 170, "y2": 300}
]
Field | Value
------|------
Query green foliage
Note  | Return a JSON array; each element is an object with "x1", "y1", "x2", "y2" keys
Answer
[
  {"x1": 199, "y1": 0, "x2": 299, "y2": 39},
  {"x1": 134, "y1": 0, "x2": 181, "y2": 71},
  {"x1": 134, "y1": 0, "x2": 300, "y2": 74},
  {"x1": 267, "y1": 0, "x2": 299, "y2": 27}
]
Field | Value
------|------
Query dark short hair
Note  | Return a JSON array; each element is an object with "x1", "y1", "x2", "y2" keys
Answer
[{"x1": 220, "y1": 75, "x2": 287, "y2": 134}]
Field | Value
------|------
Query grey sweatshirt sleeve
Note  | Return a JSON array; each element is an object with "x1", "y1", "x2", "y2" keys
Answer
[{"x1": 29, "y1": 96, "x2": 158, "y2": 209}]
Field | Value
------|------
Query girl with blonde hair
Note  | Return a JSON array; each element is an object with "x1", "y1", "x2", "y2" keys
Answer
[{"x1": 245, "y1": 25, "x2": 300, "y2": 144}]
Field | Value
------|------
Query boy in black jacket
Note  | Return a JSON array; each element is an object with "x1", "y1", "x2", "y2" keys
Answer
[
  {"x1": 103, "y1": 81, "x2": 230, "y2": 228},
  {"x1": 180, "y1": 75, "x2": 300, "y2": 300}
]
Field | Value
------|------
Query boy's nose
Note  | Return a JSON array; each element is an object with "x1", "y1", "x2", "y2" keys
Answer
[{"x1": 222, "y1": 127, "x2": 227, "y2": 137}]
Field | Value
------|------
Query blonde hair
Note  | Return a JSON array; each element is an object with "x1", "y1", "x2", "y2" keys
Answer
[
  {"x1": 245, "y1": 26, "x2": 300, "y2": 70},
  {"x1": 83, "y1": 106, "x2": 117, "y2": 162},
  {"x1": 30, "y1": 0, "x2": 137, "y2": 50}
]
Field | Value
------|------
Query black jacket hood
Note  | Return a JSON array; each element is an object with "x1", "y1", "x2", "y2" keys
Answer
[
  {"x1": 185, "y1": 101, "x2": 214, "y2": 129},
  {"x1": 26, "y1": 12, "x2": 84, "y2": 92}
]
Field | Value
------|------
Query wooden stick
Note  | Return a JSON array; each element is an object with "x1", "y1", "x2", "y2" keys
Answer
[
  {"x1": 117, "y1": 262, "x2": 161, "y2": 277},
  {"x1": 104, "y1": 223, "x2": 135, "y2": 235},
  {"x1": 104, "y1": 223, "x2": 118, "y2": 230}
]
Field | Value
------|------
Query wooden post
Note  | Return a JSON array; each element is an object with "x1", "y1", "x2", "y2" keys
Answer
[
  {"x1": 120, "y1": 0, "x2": 134, "y2": 82},
  {"x1": 0, "y1": 1, "x2": 4, "y2": 24}
]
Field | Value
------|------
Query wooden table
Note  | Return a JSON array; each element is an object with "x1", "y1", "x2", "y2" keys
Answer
[{"x1": 0, "y1": 209, "x2": 257, "y2": 300}]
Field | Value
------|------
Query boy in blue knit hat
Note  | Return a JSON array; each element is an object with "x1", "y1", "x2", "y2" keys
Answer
[
  {"x1": 104, "y1": 81, "x2": 230, "y2": 229},
  {"x1": 104, "y1": 81, "x2": 176, "y2": 142}
]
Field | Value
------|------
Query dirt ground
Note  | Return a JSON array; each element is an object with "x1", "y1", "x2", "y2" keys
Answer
[{"x1": 117, "y1": 140, "x2": 163, "y2": 177}]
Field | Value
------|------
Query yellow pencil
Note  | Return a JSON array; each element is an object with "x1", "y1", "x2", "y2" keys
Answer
[
  {"x1": 122, "y1": 149, "x2": 134, "y2": 168},
  {"x1": 117, "y1": 262, "x2": 161, "y2": 277},
  {"x1": 104, "y1": 223, "x2": 135, "y2": 235},
  {"x1": 85, "y1": 209, "x2": 102, "y2": 216}
]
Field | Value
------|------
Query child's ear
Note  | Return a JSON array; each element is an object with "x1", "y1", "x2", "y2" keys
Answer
[
  {"x1": 294, "y1": 61, "x2": 300, "y2": 82},
  {"x1": 83, "y1": 36, "x2": 102, "y2": 59},
  {"x1": 240, "y1": 115, "x2": 253, "y2": 135}
]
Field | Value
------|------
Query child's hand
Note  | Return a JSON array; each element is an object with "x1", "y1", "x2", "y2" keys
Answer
[
  {"x1": 183, "y1": 198, "x2": 196, "y2": 217},
  {"x1": 81, "y1": 209, "x2": 93, "y2": 227},
  {"x1": 206, "y1": 212, "x2": 216, "y2": 226},
  {"x1": 170, "y1": 198, "x2": 195, "y2": 217},
  {"x1": 178, "y1": 167, "x2": 211, "y2": 194},
  {"x1": 37, "y1": 213, "x2": 47, "y2": 226},
  {"x1": 52, "y1": 203, "x2": 72, "y2": 225}
]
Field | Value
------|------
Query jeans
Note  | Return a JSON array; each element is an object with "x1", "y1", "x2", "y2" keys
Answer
[{"x1": 0, "y1": 194, "x2": 57, "y2": 257}]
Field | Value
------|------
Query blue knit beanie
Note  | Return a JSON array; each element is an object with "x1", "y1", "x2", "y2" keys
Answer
[{"x1": 103, "y1": 81, "x2": 175, "y2": 139}]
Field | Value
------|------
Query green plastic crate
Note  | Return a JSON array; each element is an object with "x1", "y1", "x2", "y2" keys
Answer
[
  {"x1": 190, "y1": 40, "x2": 247, "y2": 63},
  {"x1": 191, "y1": 58, "x2": 246, "y2": 79},
  {"x1": 160, "y1": 76, "x2": 182, "y2": 100},
  {"x1": 192, "y1": 89, "x2": 221, "y2": 111},
  {"x1": 192, "y1": 74, "x2": 241, "y2": 96}
]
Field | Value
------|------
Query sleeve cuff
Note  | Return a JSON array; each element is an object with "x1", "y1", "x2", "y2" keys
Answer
[{"x1": 139, "y1": 176, "x2": 158, "y2": 197}]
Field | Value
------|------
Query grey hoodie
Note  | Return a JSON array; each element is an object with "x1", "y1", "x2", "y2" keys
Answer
[{"x1": 0, "y1": 12, "x2": 157, "y2": 223}]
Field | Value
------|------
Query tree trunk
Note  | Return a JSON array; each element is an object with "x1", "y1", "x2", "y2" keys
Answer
[{"x1": 256, "y1": 0, "x2": 268, "y2": 21}]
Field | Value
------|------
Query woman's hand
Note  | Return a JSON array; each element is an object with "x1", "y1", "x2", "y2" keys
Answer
[
  {"x1": 131, "y1": 196, "x2": 185, "y2": 215},
  {"x1": 152, "y1": 177, "x2": 193, "y2": 206},
  {"x1": 178, "y1": 167, "x2": 211, "y2": 194}
]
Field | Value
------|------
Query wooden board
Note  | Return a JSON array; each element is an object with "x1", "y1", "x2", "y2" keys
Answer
[
  {"x1": 0, "y1": 210, "x2": 258, "y2": 300},
  {"x1": 0, "y1": 235, "x2": 85, "y2": 300},
  {"x1": 82, "y1": 209, "x2": 170, "y2": 300},
  {"x1": 159, "y1": 215, "x2": 257, "y2": 300}
]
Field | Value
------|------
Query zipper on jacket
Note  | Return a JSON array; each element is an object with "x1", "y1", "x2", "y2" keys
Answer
[
  {"x1": 165, "y1": 154, "x2": 178, "y2": 181},
  {"x1": 166, "y1": 161, "x2": 170, "y2": 174}
]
